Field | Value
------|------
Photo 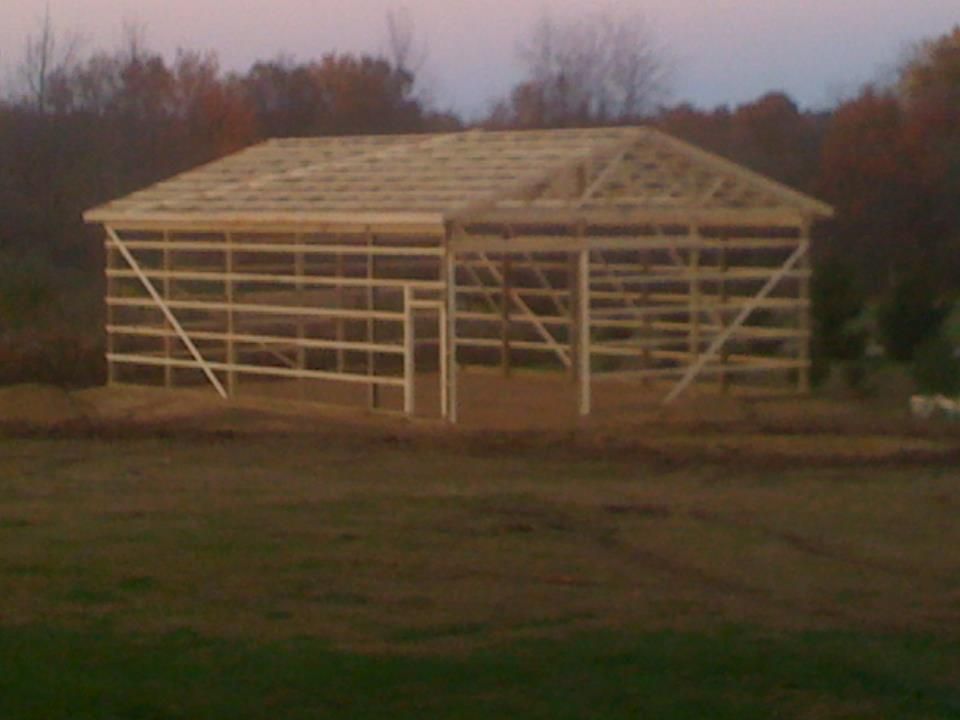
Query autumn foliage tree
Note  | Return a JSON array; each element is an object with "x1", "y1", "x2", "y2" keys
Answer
[{"x1": 0, "y1": 16, "x2": 444, "y2": 385}]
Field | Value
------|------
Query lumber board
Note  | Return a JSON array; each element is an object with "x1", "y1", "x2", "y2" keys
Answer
[{"x1": 107, "y1": 353, "x2": 406, "y2": 386}]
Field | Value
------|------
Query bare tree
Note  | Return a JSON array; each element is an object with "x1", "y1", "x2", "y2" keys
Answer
[
  {"x1": 18, "y1": 7, "x2": 82, "y2": 112},
  {"x1": 383, "y1": 6, "x2": 441, "y2": 108},
  {"x1": 119, "y1": 17, "x2": 150, "y2": 65},
  {"x1": 385, "y1": 7, "x2": 428, "y2": 78},
  {"x1": 505, "y1": 8, "x2": 670, "y2": 127}
]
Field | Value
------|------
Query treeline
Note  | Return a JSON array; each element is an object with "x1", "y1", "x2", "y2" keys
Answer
[{"x1": 1, "y1": 16, "x2": 959, "y2": 387}]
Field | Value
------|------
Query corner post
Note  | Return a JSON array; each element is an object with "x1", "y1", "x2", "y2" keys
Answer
[
  {"x1": 445, "y1": 225, "x2": 459, "y2": 424},
  {"x1": 798, "y1": 218, "x2": 812, "y2": 394},
  {"x1": 577, "y1": 238, "x2": 591, "y2": 417}
]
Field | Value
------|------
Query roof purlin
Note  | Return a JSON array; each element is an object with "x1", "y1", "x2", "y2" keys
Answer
[{"x1": 83, "y1": 127, "x2": 835, "y2": 228}]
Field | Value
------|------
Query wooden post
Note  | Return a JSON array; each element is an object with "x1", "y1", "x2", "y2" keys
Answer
[
  {"x1": 162, "y1": 231, "x2": 172, "y2": 388},
  {"x1": 578, "y1": 247, "x2": 591, "y2": 417},
  {"x1": 501, "y1": 251, "x2": 512, "y2": 377},
  {"x1": 105, "y1": 226, "x2": 227, "y2": 399},
  {"x1": 294, "y1": 235, "x2": 306, "y2": 373},
  {"x1": 689, "y1": 227, "x2": 701, "y2": 370},
  {"x1": 445, "y1": 243, "x2": 459, "y2": 424},
  {"x1": 225, "y1": 232, "x2": 236, "y2": 397},
  {"x1": 335, "y1": 250, "x2": 345, "y2": 372},
  {"x1": 366, "y1": 229, "x2": 379, "y2": 410},
  {"x1": 664, "y1": 241, "x2": 808, "y2": 405},
  {"x1": 798, "y1": 220, "x2": 812, "y2": 393},
  {"x1": 641, "y1": 247, "x2": 651, "y2": 379},
  {"x1": 106, "y1": 230, "x2": 117, "y2": 386},
  {"x1": 568, "y1": 248, "x2": 579, "y2": 384},
  {"x1": 403, "y1": 285, "x2": 415, "y2": 415},
  {"x1": 719, "y1": 235, "x2": 730, "y2": 393}
]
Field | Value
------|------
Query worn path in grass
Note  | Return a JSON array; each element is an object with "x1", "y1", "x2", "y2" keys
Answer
[
  {"x1": 2, "y1": 390, "x2": 960, "y2": 718},
  {"x1": 2, "y1": 434, "x2": 959, "y2": 651}
]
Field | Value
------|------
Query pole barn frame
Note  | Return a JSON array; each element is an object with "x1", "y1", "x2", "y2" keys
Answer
[{"x1": 85, "y1": 127, "x2": 833, "y2": 423}]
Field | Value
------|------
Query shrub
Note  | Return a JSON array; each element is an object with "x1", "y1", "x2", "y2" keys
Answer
[
  {"x1": 878, "y1": 271, "x2": 951, "y2": 362},
  {"x1": 912, "y1": 334, "x2": 960, "y2": 395},
  {"x1": 810, "y1": 259, "x2": 867, "y2": 387}
]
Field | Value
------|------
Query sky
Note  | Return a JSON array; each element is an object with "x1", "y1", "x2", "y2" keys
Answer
[{"x1": 3, "y1": 0, "x2": 959, "y2": 117}]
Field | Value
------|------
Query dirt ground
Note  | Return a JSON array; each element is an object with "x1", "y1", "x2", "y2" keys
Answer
[{"x1": 1, "y1": 369, "x2": 957, "y2": 466}]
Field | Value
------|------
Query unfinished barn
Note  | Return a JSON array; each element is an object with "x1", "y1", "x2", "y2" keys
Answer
[{"x1": 84, "y1": 126, "x2": 833, "y2": 423}]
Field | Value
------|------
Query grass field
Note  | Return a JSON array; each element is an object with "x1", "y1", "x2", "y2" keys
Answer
[{"x1": 2, "y1": 403, "x2": 960, "y2": 717}]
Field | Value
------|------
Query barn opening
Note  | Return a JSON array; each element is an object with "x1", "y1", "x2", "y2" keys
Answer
[{"x1": 84, "y1": 127, "x2": 833, "y2": 423}]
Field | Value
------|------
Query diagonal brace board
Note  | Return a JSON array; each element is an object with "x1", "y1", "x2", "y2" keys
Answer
[
  {"x1": 105, "y1": 226, "x2": 228, "y2": 399},
  {"x1": 576, "y1": 148, "x2": 629, "y2": 205},
  {"x1": 663, "y1": 241, "x2": 809, "y2": 404},
  {"x1": 475, "y1": 252, "x2": 572, "y2": 369}
]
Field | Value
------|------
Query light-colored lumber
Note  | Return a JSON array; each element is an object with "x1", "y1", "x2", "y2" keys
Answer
[
  {"x1": 105, "y1": 226, "x2": 227, "y2": 399},
  {"x1": 578, "y1": 248, "x2": 591, "y2": 416},
  {"x1": 107, "y1": 296, "x2": 405, "y2": 322},
  {"x1": 162, "y1": 232, "x2": 173, "y2": 388},
  {"x1": 474, "y1": 251, "x2": 572, "y2": 369},
  {"x1": 226, "y1": 232, "x2": 237, "y2": 395},
  {"x1": 403, "y1": 287, "x2": 415, "y2": 415},
  {"x1": 445, "y1": 248, "x2": 459, "y2": 423},
  {"x1": 106, "y1": 353, "x2": 406, "y2": 386},
  {"x1": 663, "y1": 241, "x2": 809, "y2": 404},
  {"x1": 107, "y1": 325, "x2": 404, "y2": 354},
  {"x1": 111, "y1": 239, "x2": 444, "y2": 257}
]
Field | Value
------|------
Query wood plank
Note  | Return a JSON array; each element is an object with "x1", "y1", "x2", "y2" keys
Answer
[{"x1": 106, "y1": 353, "x2": 406, "y2": 386}]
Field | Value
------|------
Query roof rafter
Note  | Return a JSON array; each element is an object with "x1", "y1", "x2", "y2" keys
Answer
[{"x1": 84, "y1": 126, "x2": 834, "y2": 229}]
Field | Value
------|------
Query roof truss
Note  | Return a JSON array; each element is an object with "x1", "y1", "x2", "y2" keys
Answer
[{"x1": 85, "y1": 127, "x2": 833, "y2": 229}]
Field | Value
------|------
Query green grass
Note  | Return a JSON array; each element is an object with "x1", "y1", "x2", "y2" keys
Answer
[
  {"x1": 1, "y1": 627, "x2": 959, "y2": 719},
  {"x1": 3, "y1": 435, "x2": 960, "y2": 717}
]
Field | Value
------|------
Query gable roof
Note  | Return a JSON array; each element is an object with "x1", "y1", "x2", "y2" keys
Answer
[{"x1": 84, "y1": 126, "x2": 833, "y2": 229}]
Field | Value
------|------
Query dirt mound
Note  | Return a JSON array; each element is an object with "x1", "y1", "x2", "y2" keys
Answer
[{"x1": 0, "y1": 384, "x2": 89, "y2": 427}]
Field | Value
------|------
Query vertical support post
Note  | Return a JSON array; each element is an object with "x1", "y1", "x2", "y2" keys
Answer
[
  {"x1": 578, "y1": 247, "x2": 591, "y2": 417},
  {"x1": 105, "y1": 226, "x2": 227, "y2": 399},
  {"x1": 335, "y1": 250, "x2": 345, "y2": 372},
  {"x1": 719, "y1": 235, "x2": 730, "y2": 393},
  {"x1": 568, "y1": 248, "x2": 578, "y2": 384},
  {"x1": 162, "y1": 230, "x2": 172, "y2": 388},
  {"x1": 225, "y1": 231, "x2": 236, "y2": 397},
  {"x1": 689, "y1": 226, "x2": 701, "y2": 369},
  {"x1": 105, "y1": 229, "x2": 117, "y2": 386},
  {"x1": 445, "y1": 246, "x2": 459, "y2": 424},
  {"x1": 641, "y1": 246, "x2": 651, "y2": 378},
  {"x1": 294, "y1": 235, "x2": 306, "y2": 373},
  {"x1": 500, "y1": 251, "x2": 512, "y2": 377},
  {"x1": 403, "y1": 285, "x2": 415, "y2": 416},
  {"x1": 798, "y1": 220, "x2": 812, "y2": 394},
  {"x1": 438, "y1": 303, "x2": 448, "y2": 421},
  {"x1": 366, "y1": 228, "x2": 379, "y2": 410}
]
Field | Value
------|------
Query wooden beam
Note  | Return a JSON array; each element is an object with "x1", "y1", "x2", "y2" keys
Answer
[
  {"x1": 226, "y1": 231, "x2": 237, "y2": 396},
  {"x1": 501, "y1": 251, "x2": 512, "y2": 377},
  {"x1": 162, "y1": 231, "x2": 172, "y2": 389},
  {"x1": 107, "y1": 353, "x2": 406, "y2": 386},
  {"x1": 798, "y1": 219, "x2": 812, "y2": 393},
  {"x1": 578, "y1": 247, "x2": 591, "y2": 417},
  {"x1": 107, "y1": 296, "x2": 405, "y2": 322},
  {"x1": 474, "y1": 251, "x2": 572, "y2": 369},
  {"x1": 107, "y1": 325, "x2": 404, "y2": 354},
  {"x1": 106, "y1": 227, "x2": 227, "y2": 399},
  {"x1": 445, "y1": 242, "x2": 459, "y2": 424},
  {"x1": 663, "y1": 240, "x2": 809, "y2": 404},
  {"x1": 403, "y1": 286, "x2": 415, "y2": 415}
]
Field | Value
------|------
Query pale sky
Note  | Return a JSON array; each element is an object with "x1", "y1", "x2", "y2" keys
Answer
[{"x1": 3, "y1": 0, "x2": 959, "y2": 117}]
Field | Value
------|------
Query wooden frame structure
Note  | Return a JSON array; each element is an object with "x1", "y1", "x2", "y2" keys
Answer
[{"x1": 85, "y1": 127, "x2": 833, "y2": 422}]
